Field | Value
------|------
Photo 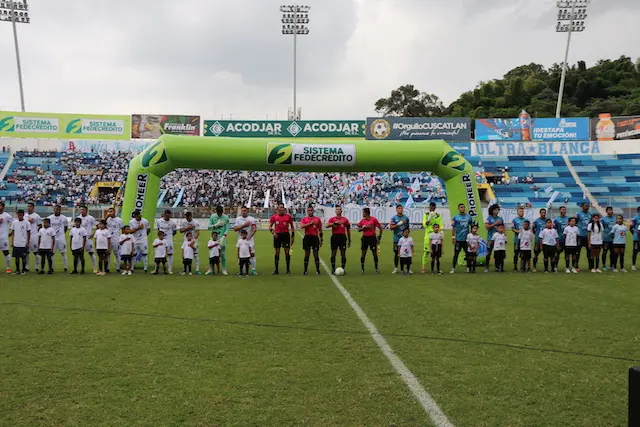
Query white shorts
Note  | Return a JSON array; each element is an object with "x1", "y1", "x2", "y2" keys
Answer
[
  {"x1": 110, "y1": 237, "x2": 120, "y2": 254},
  {"x1": 134, "y1": 241, "x2": 148, "y2": 255},
  {"x1": 0, "y1": 238, "x2": 9, "y2": 252},
  {"x1": 165, "y1": 242, "x2": 174, "y2": 256},
  {"x1": 29, "y1": 238, "x2": 39, "y2": 253},
  {"x1": 85, "y1": 239, "x2": 95, "y2": 253},
  {"x1": 53, "y1": 239, "x2": 67, "y2": 254}
]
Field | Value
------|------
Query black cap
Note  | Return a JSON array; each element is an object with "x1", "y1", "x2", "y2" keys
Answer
[{"x1": 429, "y1": 202, "x2": 437, "y2": 207}]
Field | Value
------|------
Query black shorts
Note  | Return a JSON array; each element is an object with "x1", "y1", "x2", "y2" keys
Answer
[
  {"x1": 97, "y1": 249, "x2": 108, "y2": 256},
  {"x1": 520, "y1": 250, "x2": 531, "y2": 260},
  {"x1": 361, "y1": 235, "x2": 377, "y2": 251},
  {"x1": 155, "y1": 257, "x2": 166, "y2": 263},
  {"x1": 612, "y1": 243, "x2": 626, "y2": 249},
  {"x1": 534, "y1": 242, "x2": 542, "y2": 253},
  {"x1": 303, "y1": 235, "x2": 320, "y2": 251},
  {"x1": 209, "y1": 256, "x2": 220, "y2": 265},
  {"x1": 38, "y1": 249, "x2": 52, "y2": 256},
  {"x1": 542, "y1": 245, "x2": 556, "y2": 258},
  {"x1": 12, "y1": 247, "x2": 27, "y2": 258},
  {"x1": 565, "y1": 246, "x2": 578, "y2": 255},
  {"x1": 577, "y1": 236, "x2": 588, "y2": 247},
  {"x1": 72, "y1": 248, "x2": 84, "y2": 256},
  {"x1": 400, "y1": 258, "x2": 412, "y2": 267},
  {"x1": 274, "y1": 232, "x2": 291, "y2": 249},
  {"x1": 121, "y1": 255, "x2": 132, "y2": 262},
  {"x1": 431, "y1": 243, "x2": 442, "y2": 258},
  {"x1": 590, "y1": 244, "x2": 602, "y2": 249},
  {"x1": 455, "y1": 241, "x2": 467, "y2": 253},
  {"x1": 466, "y1": 250, "x2": 478, "y2": 258},
  {"x1": 634, "y1": 241, "x2": 640, "y2": 252},
  {"x1": 331, "y1": 234, "x2": 347, "y2": 250},
  {"x1": 603, "y1": 241, "x2": 612, "y2": 250}
]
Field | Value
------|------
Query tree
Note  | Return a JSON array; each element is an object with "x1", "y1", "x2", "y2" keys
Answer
[{"x1": 374, "y1": 84, "x2": 446, "y2": 117}]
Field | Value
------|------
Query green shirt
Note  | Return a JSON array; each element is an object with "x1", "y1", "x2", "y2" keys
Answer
[{"x1": 208, "y1": 213, "x2": 230, "y2": 236}]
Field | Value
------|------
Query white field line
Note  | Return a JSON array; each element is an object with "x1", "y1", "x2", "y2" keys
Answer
[{"x1": 298, "y1": 232, "x2": 454, "y2": 426}]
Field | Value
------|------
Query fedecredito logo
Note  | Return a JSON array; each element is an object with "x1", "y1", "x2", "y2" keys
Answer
[
  {"x1": 65, "y1": 118, "x2": 125, "y2": 136},
  {"x1": 0, "y1": 115, "x2": 59, "y2": 133},
  {"x1": 266, "y1": 143, "x2": 356, "y2": 166}
]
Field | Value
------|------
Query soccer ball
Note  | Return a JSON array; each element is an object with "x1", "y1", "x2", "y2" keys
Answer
[
  {"x1": 334, "y1": 267, "x2": 345, "y2": 276},
  {"x1": 373, "y1": 122, "x2": 388, "y2": 136}
]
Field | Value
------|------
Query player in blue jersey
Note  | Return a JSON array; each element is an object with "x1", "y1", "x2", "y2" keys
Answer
[
  {"x1": 390, "y1": 205, "x2": 410, "y2": 274},
  {"x1": 511, "y1": 206, "x2": 526, "y2": 272},
  {"x1": 450, "y1": 203, "x2": 472, "y2": 274},
  {"x1": 553, "y1": 206, "x2": 570, "y2": 271},
  {"x1": 601, "y1": 206, "x2": 615, "y2": 270},
  {"x1": 576, "y1": 202, "x2": 592, "y2": 270},
  {"x1": 484, "y1": 204, "x2": 503, "y2": 273},
  {"x1": 532, "y1": 208, "x2": 548, "y2": 273},
  {"x1": 611, "y1": 215, "x2": 629, "y2": 272},
  {"x1": 631, "y1": 206, "x2": 640, "y2": 271}
]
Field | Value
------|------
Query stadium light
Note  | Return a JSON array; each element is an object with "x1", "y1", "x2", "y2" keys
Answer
[
  {"x1": 280, "y1": 4, "x2": 310, "y2": 121},
  {"x1": 555, "y1": 0, "x2": 589, "y2": 118},
  {"x1": 0, "y1": 0, "x2": 30, "y2": 112}
]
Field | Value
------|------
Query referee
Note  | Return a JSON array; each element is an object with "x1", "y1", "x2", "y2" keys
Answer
[{"x1": 327, "y1": 205, "x2": 351, "y2": 274}]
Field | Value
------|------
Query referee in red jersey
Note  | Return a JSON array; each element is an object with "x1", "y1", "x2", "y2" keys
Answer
[
  {"x1": 357, "y1": 207, "x2": 383, "y2": 274},
  {"x1": 269, "y1": 203, "x2": 295, "y2": 275},
  {"x1": 327, "y1": 205, "x2": 351, "y2": 274}
]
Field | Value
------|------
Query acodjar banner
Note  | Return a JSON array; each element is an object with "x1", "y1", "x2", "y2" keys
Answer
[
  {"x1": 0, "y1": 111, "x2": 130, "y2": 140},
  {"x1": 203, "y1": 120, "x2": 365, "y2": 138}
]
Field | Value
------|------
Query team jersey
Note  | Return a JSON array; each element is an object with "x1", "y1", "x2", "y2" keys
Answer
[
  {"x1": 119, "y1": 234, "x2": 134, "y2": 255},
  {"x1": 156, "y1": 218, "x2": 177, "y2": 239},
  {"x1": 328, "y1": 216, "x2": 350, "y2": 235},
  {"x1": 485, "y1": 215, "x2": 504, "y2": 241},
  {"x1": 397, "y1": 236, "x2": 414, "y2": 258},
  {"x1": 452, "y1": 214, "x2": 472, "y2": 242},
  {"x1": 233, "y1": 216, "x2": 257, "y2": 239},
  {"x1": 70, "y1": 227, "x2": 88, "y2": 251},
  {"x1": 466, "y1": 233, "x2": 482, "y2": 252},
  {"x1": 533, "y1": 217, "x2": 548, "y2": 243},
  {"x1": 390, "y1": 214, "x2": 410, "y2": 243},
  {"x1": 106, "y1": 216, "x2": 124, "y2": 239},
  {"x1": 181, "y1": 240, "x2": 195, "y2": 259},
  {"x1": 236, "y1": 239, "x2": 254, "y2": 258},
  {"x1": 611, "y1": 224, "x2": 628, "y2": 245},
  {"x1": 576, "y1": 211, "x2": 592, "y2": 237},
  {"x1": 602, "y1": 215, "x2": 616, "y2": 242},
  {"x1": 38, "y1": 227, "x2": 56, "y2": 249},
  {"x1": 511, "y1": 216, "x2": 526, "y2": 243},
  {"x1": 208, "y1": 239, "x2": 221, "y2": 257},
  {"x1": 208, "y1": 213, "x2": 230, "y2": 236},
  {"x1": 79, "y1": 214, "x2": 97, "y2": 239},
  {"x1": 129, "y1": 218, "x2": 150, "y2": 243},
  {"x1": 554, "y1": 216, "x2": 570, "y2": 242},
  {"x1": 563, "y1": 225, "x2": 579, "y2": 247},
  {"x1": 519, "y1": 229, "x2": 534, "y2": 251},
  {"x1": 587, "y1": 222, "x2": 604, "y2": 245},
  {"x1": 24, "y1": 212, "x2": 41, "y2": 238},
  {"x1": 12, "y1": 219, "x2": 30, "y2": 247},
  {"x1": 301, "y1": 216, "x2": 322, "y2": 236},
  {"x1": 632, "y1": 214, "x2": 640, "y2": 242},
  {"x1": 423, "y1": 211, "x2": 443, "y2": 238},
  {"x1": 492, "y1": 233, "x2": 507, "y2": 251},
  {"x1": 47, "y1": 214, "x2": 69, "y2": 240},
  {"x1": 358, "y1": 217, "x2": 381, "y2": 237},
  {"x1": 153, "y1": 238, "x2": 167, "y2": 258},
  {"x1": 0, "y1": 212, "x2": 13, "y2": 240},
  {"x1": 429, "y1": 232, "x2": 443, "y2": 246},
  {"x1": 181, "y1": 219, "x2": 200, "y2": 242},
  {"x1": 539, "y1": 228, "x2": 559, "y2": 246},
  {"x1": 94, "y1": 229, "x2": 112, "y2": 250},
  {"x1": 270, "y1": 214, "x2": 294, "y2": 234}
]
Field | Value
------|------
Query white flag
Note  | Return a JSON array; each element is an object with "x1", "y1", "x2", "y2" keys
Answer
[
  {"x1": 404, "y1": 194, "x2": 414, "y2": 209},
  {"x1": 411, "y1": 178, "x2": 421, "y2": 194},
  {"x1": 544, "y1": 185, "x2": 554, "y2": 194},
  {"x1": 281, "y1": 184, "x2": 288, "y2": 208},
  {"x1": 246, "y1": 190, "x2": 253, "y2": 208},
  {"x1": 263, "y1": 189, "x2": 270, "y2": 209},
  {"x1": 547, "y1": 191, "x2": 560, "y2": 208}
]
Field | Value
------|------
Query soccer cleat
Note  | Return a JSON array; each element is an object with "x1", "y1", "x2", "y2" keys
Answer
[
  {"x1": 116, "y1": 269, "x2": 120, "y2": 273},
  {"x1": 286, "y1": 270, "x2": 292, "y2": 275},
  {"x1": 121, "y1": 271, "x2": 127, "y2": 276},
  {"x1": 251, "y1": 270, "x2": 258, "y2": 276},
  {"x1": 195, "y1": 271, "x2": 201, "y2": 275},
  {"x1": 591, "y1": 269, "x2": 596, "y2": 273},
  {"x1": 566, "y1": 268, "x2": 571, "y2": 273},
  {"x1": 544, "y1": 270, "x2": 548, "y2": 274},
  {"x1": 621, "y1": 268, "x2": 628, "y2": 273},
  {"x1": 151, "y1": 269, "x2": 157, "y2": 274},
  {"x1": 152, "y1": 271, "x2": 159, "y2": 275},
  {"x1": 272, "y1": 271, "x2": 279, "y2": 275},
  {"x1": 375, "y1": 270, "x2": 380, "y2": 274},
  {"x1": 531, "y1": 268, "x2": 537, "y2": 273},
  {"x1": 596, "y1": 269, "x2": 603, "y2": 273},
  {"x1": 316, "y1": 271, "x2": 321, "y2": 276},
  {"x1": 38, "y1": 271, "x2": 45, "y2": 275},
  {"x1": 180, "y1": 272, "x2": 186, "y2": 276},
  {"x1": 189, "y1": 272, "x2": 193, "y2": 276},
  {"x1": 420, "y1": 268, "x2": 425, "y2": 274},
  {"x1": 438, "y1": 270, "x2": 443, "y2": 275},
  {"x1": 222, "y1": 270, "x2": 228, "y2": 276},
  {"x1": 632, "y1": 266, "x2": 637, "y2": 271},
  {"x1": 408, "y1": 270, "x2": 413, "y2": 275},
  {"x1": 20, "y1": 271, "x2": 26, "y2": 275},
  {"x1": 144, "y1": 269, "x2": 148, "y2": 274},
  {"x1": 449, "y1": 268, "x2": 455, "y2": 274},
  {"x1": 602, "y1": 266, "x2": 608, "y2": 271},
  {"x1": 303, "y1": 271, "x2": 308, "y2": 275},
  {"x1": 48, "y1": 270, "x2": 53, "y2": 275},
  {"x1": 64, "y1": 268, "x2": 68, "y2": 273},
  {"x1": 612, "y1": 268, "x2": 619, "y2": 273},
  {"x1": 205, "y1": 270, "x2": 212, "y2": 275},
  {"x1": 70, "y1": 271, "x2": 78, "y2": 275},
  {"x1": 484, "y1": 268, "x2": 489, "y2": 273},
  {"x1": 5, "y1": 268, "x2": 11, "y2": 274},
  {"x1": 128, "y1": 271, "x2": 132, "y2": 276},
  {"x1": 571, "y1": 268, "x2": 578, "y2": 274},
  {"x1": 168, "y1": 271, "x2": 173, "y2": 275},
  {"x1": 392, "y1": 268, "x2": 398, "y2": 274}
]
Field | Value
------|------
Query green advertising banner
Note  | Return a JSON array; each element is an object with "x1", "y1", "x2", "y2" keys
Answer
[
  {"x1": 203, "y1": 120, "x2": 365, "y2": 138},
  {"x1": 0, "y1": 111, "x2": 131, "y2": 140}
]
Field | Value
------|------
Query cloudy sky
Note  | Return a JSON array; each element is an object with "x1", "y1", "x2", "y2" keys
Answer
[{"x1": 0, "y1": 0, "x2": 638, "y2": 120}]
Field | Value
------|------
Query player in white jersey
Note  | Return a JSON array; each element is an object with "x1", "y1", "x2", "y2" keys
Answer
[
  {"x1": 79, "y1": 206, "x2": 98, "y2": 273},
  {"x1": 47, "y1": 205, "x2": 69, "y2": 271},
  {"x1": 231, "y1": 206, "x2": 258, "y2": 275},
  {"x1": 156, "y1": 210, "x2": 177, "y2": 274},
  {"x1": 105, "y1": 207, "x2": 124, "y2": 272},
  {"x1": 129, "y1": 210, "x2": 150, "y2": 272},
  {"x1": 180, "y1": 211, "x2": 201, "y2": 274},
  {"x1": 0, "y1": 201, "x2": 13, "y2": 273},
  {"x1": 24, "y1": 202, "x2": 42, "y2": 272}
]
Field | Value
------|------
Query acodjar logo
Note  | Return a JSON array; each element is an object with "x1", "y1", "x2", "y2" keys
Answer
[
  {"x1": 0, "y1": 116, "x2": 15, "y2": 132},
  {"x1": 141, "y1": 141, "x2": 168, "y2": 168},
  {"x1": 440, "y1": 150, "x2": 466, "y2": 172},
  {"x1": 267, "y1": 143, "x2": 293, "y2": 165},
  {"x1": 66, "y1": 119, "x2": 83, "y2": 134}
]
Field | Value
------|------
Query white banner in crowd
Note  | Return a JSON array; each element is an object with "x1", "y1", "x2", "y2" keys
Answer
[
  {"x1": 60, "y1": 139, "x2": 152, "y2": 153},
  {"x1": 471, "y1": 139, "x2": 640, "y2": 157}
]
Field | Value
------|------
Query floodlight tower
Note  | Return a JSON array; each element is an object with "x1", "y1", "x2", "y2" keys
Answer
[
  {"x1": 0, "y1": 0, "x2": 30, "y2": 112},
  {"x1": 555, "y1": 0, "x2": 589, "y2": 118},
  {"x1": 280, "y1": 4, "x2": 310, "y2": 121}
]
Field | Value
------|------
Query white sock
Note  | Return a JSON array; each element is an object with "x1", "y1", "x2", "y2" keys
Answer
[
  {"x1": 35, "y1": 254, "x2": 41, "y2": 270},
  {"x1": 167, "y1": 254, "x2": 173, "y2": 271},
  {"x1": 25, "y1": 254, "x2": 30, "y2": 270},
  {"x1": 90, "y1": 253, "x2": 97, "y2": 269},
  {"x1": 143, "y1": 255, "x2": 148, "y2": 270},
  {"x1": 116, "y1": 250, "x2": 122, "y2": 270},
  {"x1": 61, "y1": 253, "x2": 68, "y2": 269},
  {"x1": 194, "y1": 252, "x2": 200, "y2": 271},
  {"x1": 250, "y1": 257, "x2": 256, "y2": 271},
  {"x1": 5, "y1": 254, "x2": 11, "y2": 269}
]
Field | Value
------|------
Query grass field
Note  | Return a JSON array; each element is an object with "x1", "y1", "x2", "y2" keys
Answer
[{"x1": 1, "y1": 230, "x2": 639, "y2": 426}]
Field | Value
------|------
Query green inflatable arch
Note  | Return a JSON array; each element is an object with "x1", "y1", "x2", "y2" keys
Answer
[{"x1": 121, "y1": 135, "x2": 484, "y2": 239}]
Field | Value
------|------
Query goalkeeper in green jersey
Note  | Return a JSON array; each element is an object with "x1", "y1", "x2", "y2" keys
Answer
[
  {"x1": 208, "y1": 205, "x2": 230, "y2": 275},
  {"x1": 421, "y1": 202, "x2": 443, "y2": 274}
]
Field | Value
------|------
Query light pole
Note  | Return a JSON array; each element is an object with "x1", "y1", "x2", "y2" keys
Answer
[
  {"x1": 555, "y1": 0, "x2": 589, "y2": 118},
  {"x1": 0, "y1": 0, "x2": 30, "y2": 112},
  {"x1": 280, "y1": 4, "x2": 310, "y2": 121}
]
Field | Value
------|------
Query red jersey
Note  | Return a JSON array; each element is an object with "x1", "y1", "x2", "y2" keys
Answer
[
  {"x1": 328, "y1": 216, "x2": 350, "y2": 235},
  {"x1": 270, "y1": 213, "x2": 293, "y2": 234},
  {"x1": 358, "y1": 217, "x2": 381, "y2": 237},
  {"x1": 301, "y1": 216, "x2": 322, "y2": 236}
]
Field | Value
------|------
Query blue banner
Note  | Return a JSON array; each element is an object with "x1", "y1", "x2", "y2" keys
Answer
[
  {"x1": 448, "y1": 142, "x2": 471, "y2": 156},
  {"x1": 471, "y1": 141, "x2": 601, "y2": 157},
  {"x1": 366, "y1": 117, "x2": 471, "y2": 141},
  {"x1": 475, "y1": 117, "x2": 590, "y2": 141}
]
